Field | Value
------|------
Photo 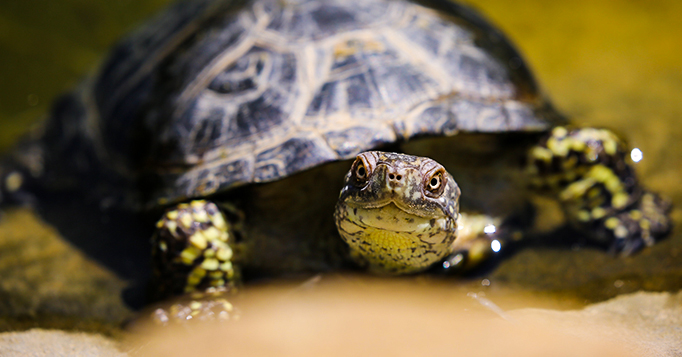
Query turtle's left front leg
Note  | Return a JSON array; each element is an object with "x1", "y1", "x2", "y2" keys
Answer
[
  {"x1": 528, "y1": 127, "x2": 672, "y2": 255},
  {"x1": 150, "y1": 200, "x2": 242, "y2": 324},
  {"x1": 438, "y1": 211, "x2": 529, "y2": 273}
]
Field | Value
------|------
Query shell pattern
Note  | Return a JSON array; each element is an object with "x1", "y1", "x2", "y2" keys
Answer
[{"x1": 82, "y1": 0, "x2": 561, "y2": 204}]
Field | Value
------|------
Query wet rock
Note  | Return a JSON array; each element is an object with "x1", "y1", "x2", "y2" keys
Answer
[{"x1": 0, "y1": 208, "x2": 132, "y2": 333}]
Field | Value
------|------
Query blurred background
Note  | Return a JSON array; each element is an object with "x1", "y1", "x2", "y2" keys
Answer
[{"x1": 0, "y1": 0, "x2": 681, "y2": 354}]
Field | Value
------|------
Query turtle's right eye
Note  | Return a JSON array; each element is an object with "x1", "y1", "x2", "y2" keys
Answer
[
  {"x1": 356, "y1": 163, "x2": 367, "y2": 179},
  {"x1": 352, "y1": 158, "x2": 370, "y2": 186}
]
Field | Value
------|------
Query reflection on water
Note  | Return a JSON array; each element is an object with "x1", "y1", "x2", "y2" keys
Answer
[
  {"x1": 0, "y1": 0, "x2": 680, "y2": 338},
  {"x1": 631, "y1": 148, "x2": 643, "y2": 163}
]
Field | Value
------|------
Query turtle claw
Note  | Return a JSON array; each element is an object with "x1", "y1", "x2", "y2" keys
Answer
[
  {"x1": 439, "y1": 235, "x2": 507, "y2": 274},
  {"x1": 150, "y1": 288, "x2": 240, "y2": 326},
  {"x1": 439, "y1": 250, "x2": 470, "y2": 274},
  {"x1": 437, "y1": 223, "x2": 511, "y2": 274},
  {"x1": 609, "y1": 237, "x2": 645, "y2": 257}
]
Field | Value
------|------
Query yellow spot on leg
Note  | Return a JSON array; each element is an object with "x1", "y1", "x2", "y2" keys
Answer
[
  {"x1": 220, "y1": 262, "x2": 233, "y2": 272},
  {"x1": 186, "y1": 267, "x2": 207, "y2": 290},
  {"x1": 180, "y1": 214, "x2": 193, "y2": 229},
  {"x1": 614, "y1": 226, "x2": 628, "y2": 238},
  {"x1": 166, "y1": 221, "x2": 177, "y2": 235},
  {"x1": 577, "y1": 210, "x2": 591, "y2": 222},
  {"x1": 209, "y1": 271, "x2": 224, "y2": 279},
  {"x1": 605, "y1": 217, "x2": 620, "y2": 229},
  {"x1": 560, "y1": 178, "x2": 596, "y2": 201},
  {"x1": 629, "y1": 210, "x2": 642, "y2": 220},
  {"x1": 193, "y1": 210, "x2": 209, "y2": 223},
  {"x1": 211, "y1": 279, "x2": 226, "y2": 287},
  {"x1": 612, "y1": 193, "x2": 630, "y2": 209},
  {"x1": 604, "y1": 139, "x2": 617, "y2": 155},
  {"x1": 531, "y1": 147, "x2": 553, "y2": 162},
  {"x1": 203, "y1": 226, "x2": 221, "y2": 241},
  {"x1": 547, "y1": 137, "x2": 570, "y2": 156},
  {"x1": 166, "y1": 210, "x2": 179, "y2": 220},
  {"x1": 5, "y1": 172, "x2": 23, "y2": 192},
  {"x1": 552, "y1": 126, "x2": 568, "y2": 138},
  {"x1": 211, "y1": 213, "x2": 227, "y2": 230},
  {"x1": 639, "y1": 219, "x2": 651, "y2": 231},
  {"x1": 592, "y1": 207, "x2": 606, "y2": 220},
  {"x1": 217, "y1": 247, "x2": 233, "y2": 261},
  {"x1": 201, "y1": 258, "x2": 219, "y2": 270},
  {"x1": 189, "y1": 232, "x2": 207, "y2": 249},
  {"x1": 191, "y1": 200, "x2": 206, "y2": 208},
  {"x1": 180, "y1": 246, "x2": 202, "y2": 265}
]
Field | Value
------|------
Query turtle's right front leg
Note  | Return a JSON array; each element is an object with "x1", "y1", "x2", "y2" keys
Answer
[{"x1": 150, "y1": 200, "x2": 242, "y2": 324}]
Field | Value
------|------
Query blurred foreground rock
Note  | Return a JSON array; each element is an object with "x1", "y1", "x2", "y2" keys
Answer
[
  {"x1": 512, "y1": 291, "x2": 682, "y2": 356},
  {"x1": 123, "y1": 280, "x2": 682, "y2": 357}
]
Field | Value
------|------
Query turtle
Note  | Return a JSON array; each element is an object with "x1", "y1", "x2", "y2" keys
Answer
[{"x1": 0, "y1": 0, "x2": 671, "y2": 322}]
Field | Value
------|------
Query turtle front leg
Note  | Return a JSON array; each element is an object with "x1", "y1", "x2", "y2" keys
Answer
[
  {"x1": 438, "y1": 212, "x2": 527, "y2": 273},
  {"x1": 150, "y1": 200, "x2": 242, "y2": 324},
  {"x1": 528, "y1": 127, "x2": 672, "y2": 255}
]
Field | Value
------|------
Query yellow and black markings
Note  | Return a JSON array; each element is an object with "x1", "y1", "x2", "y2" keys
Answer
[
  {"x1": 152, "y1": 200, "x2": 239, "y2": 298},
  {"x1": 529, "y1": 127, "x2": 671, "y2": 253}
]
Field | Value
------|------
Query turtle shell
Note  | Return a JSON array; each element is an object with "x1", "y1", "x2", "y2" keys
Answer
[{"x1": 75, "y1": 0, "x2": 565, "y2": 205}]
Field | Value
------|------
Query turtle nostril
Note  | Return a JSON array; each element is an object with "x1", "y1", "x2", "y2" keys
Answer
[
  {"x1": 396, "y1": 175, "x2": 402, "y2": 181},
  {"x1": 389, "y1": 173, "x2": 395, "y2": 180}
]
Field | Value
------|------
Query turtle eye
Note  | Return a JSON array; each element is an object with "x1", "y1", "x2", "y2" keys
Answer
[
  {"x1": 425, "y1": 170, "x2": 445, "y2": 197},
  {"x1": 351, "y1": 157, "x2": 371, "y2": 186},
  {"x1": 356, "y1": 162, "x2": 367, "y2": 180}
]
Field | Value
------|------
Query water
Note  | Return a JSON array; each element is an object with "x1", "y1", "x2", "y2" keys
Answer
[{"x1": 0, "y1": 0, "x2": 680, "y2": 335}]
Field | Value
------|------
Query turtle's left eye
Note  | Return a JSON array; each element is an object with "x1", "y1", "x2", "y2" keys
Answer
[{"x1": 425, "y1": 170, "x2": 445, "y2": 197}]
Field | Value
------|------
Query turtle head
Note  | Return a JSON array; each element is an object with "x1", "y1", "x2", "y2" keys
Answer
[{"x1": 335, "y1": 151, "x2": 460, "y2": 274}]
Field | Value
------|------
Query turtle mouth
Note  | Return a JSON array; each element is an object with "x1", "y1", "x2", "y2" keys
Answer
[
  {"x1": 353, "y1": 197, "x2": 421, "y2": 213},
  {"x1": 344, "y1": 195, "x2": 444, "y2": 219},
  {"x1": 343, "y1": 202, "x2": 445, "y2": 233}
]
